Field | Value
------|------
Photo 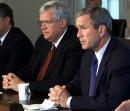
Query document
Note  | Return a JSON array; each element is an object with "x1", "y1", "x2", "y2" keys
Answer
[
  {"x1": 23, "y1": 99, "x2": 58, "y2": 111},
  {"x1": 0, "y1": 91, "x2": 3, "y2": 94}
]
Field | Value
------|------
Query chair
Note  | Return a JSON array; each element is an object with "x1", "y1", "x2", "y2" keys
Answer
[
  {"x1": 112, "y1": 19, "x2": 127, "y2": 38},
  {"x1": 119, "y1": 38, "x2": 130, "y2": 46}
]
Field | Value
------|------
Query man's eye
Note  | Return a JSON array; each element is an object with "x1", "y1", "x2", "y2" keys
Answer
[{"x1": 81, "y1": 26, "x2": 86, "y2": 29}]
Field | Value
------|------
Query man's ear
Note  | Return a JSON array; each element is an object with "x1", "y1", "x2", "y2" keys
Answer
[
  {"x1": 4, "y1": 16, "x2": 11, "y2": 25},
  {"x1": 98, "y1": 24, "x2": 106, "y2": 37},
  {"x1": 60, "y1": 18, "x2": 67, "y2": 27}
]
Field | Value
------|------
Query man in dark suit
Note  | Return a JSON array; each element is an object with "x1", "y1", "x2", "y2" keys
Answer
[
  {"x1": 48, "y1": 7, "x2": 130, "y2": 111},
  {"x1": 0, "y1": 3, "x2": 33, "y2": 85},
  {"x1": 2, "y1": 1, "x2": 83, "y2": 94}
]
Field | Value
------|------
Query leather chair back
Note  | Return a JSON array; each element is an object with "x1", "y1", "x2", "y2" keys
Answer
[{"x1": 112, "y1": 19, "x2": 127, "y2": 38}]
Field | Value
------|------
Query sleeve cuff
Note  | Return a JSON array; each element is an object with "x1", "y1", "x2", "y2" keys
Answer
[{"x1": 66, "y1": 96, "x2": 72, "y2": 108}]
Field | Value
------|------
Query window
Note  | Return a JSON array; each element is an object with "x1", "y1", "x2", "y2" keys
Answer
[{"x1": 102, "y1": 0, "x2": 119, "y2": 19}]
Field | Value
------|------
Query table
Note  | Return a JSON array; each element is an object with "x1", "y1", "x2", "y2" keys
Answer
[
  {"x1": 0, "y1": 90, "x2": 19, "y2": 111},
  {"x1": 0, "y1": 90, "x2": 74, "y2": 111}
]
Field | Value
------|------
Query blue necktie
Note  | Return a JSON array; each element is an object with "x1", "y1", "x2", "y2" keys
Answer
[{"x1": 89, "y1": 54, "x2": 98, "y2": 96}]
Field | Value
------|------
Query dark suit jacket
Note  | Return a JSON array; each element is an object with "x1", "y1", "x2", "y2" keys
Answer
[
  {"x1": 0, "y1": 27, "x2": 33, "y2": 83},
  {"x1": 67, "y1": 37, "x2": 130, "y2": 111},
  {"x1": 17, "y1": 25, "x2": 83, "y2": 94}
]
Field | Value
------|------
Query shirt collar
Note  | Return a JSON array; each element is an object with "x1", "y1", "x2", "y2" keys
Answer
[
  {"x1": 0, "y1": 29, "x2": 10, "y2": 45},
  {"x1": 53, "y1": 28, "x2": 67, "y2": 48},
  {"x1": 95, "y1": 37, "x2": 111, "y2": 65}
]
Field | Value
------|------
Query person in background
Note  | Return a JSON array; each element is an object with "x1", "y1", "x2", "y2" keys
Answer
[
  {"x1": 48, "y1": 7, "x2": 130, "y2": 111},
  {"x1": 0, "y1": 3, "x2": 33, "y2": 87},
  {"x1": 2, "y1": 0, "x2": 83, "y2": 95},
  {"x1": 86, "y1": 0, "x2": 126, "y2": 38},
  {"x1": 86, "y1": 0, "x2": 102, "y2": 8}
]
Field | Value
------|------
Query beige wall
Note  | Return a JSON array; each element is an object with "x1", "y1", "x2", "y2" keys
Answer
[
  {"x1": 0, "y1": 0, "x2": 85, "y2": 44},
  {"x1": 1, "y1": 0, "x2": 130, "y2": 41},
  {"x1": 2, "y1": 0, "x2": 47, "y2": 44}
]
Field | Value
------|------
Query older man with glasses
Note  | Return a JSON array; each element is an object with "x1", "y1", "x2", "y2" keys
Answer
[{"x1": 2, "y1": 0, "x2": 83, "y2": 95}]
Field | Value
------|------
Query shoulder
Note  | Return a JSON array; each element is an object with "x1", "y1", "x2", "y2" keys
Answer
[
  {"x1": 9, "y1": 27, "x2": 32, "y2": 43},
  {"x1": 61, "y1": 25, "x2": 80, "y2": 47},
  {"x1": 33, "y1": 35, "x2": 51, "y2": 53},
  {"x1": 10, "y1": 27, "x2": 27, "y2": 37},
  {"x1": 35, "y1": 35, "x2": 51, "y2": 47},
  {"x1": 108, "y1": 37, "x2": 130, "y2": 64},
  {"x1": 111, "y1": 38, "x2": 130, "y2": 54}
]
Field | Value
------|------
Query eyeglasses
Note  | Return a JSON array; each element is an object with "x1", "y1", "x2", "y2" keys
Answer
[{"x1": 38, "y1": 20, "x2": 58, "y2": 27}]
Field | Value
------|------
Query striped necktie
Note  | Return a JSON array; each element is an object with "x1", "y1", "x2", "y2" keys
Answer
[{"x1": 36, "y1": 44, "x2": 56, "y2": 80}]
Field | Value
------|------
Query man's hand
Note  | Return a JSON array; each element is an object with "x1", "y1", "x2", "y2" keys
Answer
[
  {"x1": 115, "y1": 99, "x2": 130, "y2": 111},
  {"x1": 48, "y1": 85, "x2": 70, "y2": 108},
  {"x1": 2, "y1": 73, "x2": 25, "y2": 91}
]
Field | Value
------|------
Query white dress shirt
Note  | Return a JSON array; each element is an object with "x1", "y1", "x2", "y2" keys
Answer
[
  {"x1": 66, "y1": 37, "x2": 111, "y2": 108},
  {"x1": 0, "y1": 29, "x2": 10, "y2": 46}
]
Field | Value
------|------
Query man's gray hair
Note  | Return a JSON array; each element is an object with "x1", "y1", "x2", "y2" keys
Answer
[
  {"x1": 39, "y1": 0, "x2": 73, "y2": 25},
  {"x1": 77, "y1": 7, "x2": 112, "y2": 34}
]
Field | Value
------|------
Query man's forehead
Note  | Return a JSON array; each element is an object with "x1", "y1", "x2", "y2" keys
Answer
[
  {"x1": 76, "y1": 15, "x2": 90, "y2": 22},
  {"x1": 39, "y1": 11, "x2": 54, "y2": 19},
  {"x1": 76, "y1": 15, "x2": 92, "y2": 26}
]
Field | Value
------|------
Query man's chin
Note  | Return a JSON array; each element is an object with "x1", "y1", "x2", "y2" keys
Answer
[
  {"x1": 82, "y1": 46, "x2": 88, "y2": 50},
  {"x1": 43, "y1": 36, "x2": 49, "y2": 40}
]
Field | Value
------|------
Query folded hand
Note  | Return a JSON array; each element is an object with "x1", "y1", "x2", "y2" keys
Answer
[
  {"x1": 2, "y1": 73, "x2": 25, "y2": 91},
  {"x1": 48, "y1": 85, "x2": 70, "y2": 108}
]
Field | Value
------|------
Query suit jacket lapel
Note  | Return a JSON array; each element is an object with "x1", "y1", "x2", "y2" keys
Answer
[
  {"x1": 82, "y1": 50, "x2": 94, "y2": 95},
  {"x1": 0, "y1": 29, "x2": 12, "y2": 60},
  {"x1": 44, "y1": 25, "x2": 77, "y2": 78},
  {"x1": 44, "y1": 46, "x2": 60, "y2": 77},
  {"x1": 94, "y1": 38, "x2": 116, "y2": 95}
]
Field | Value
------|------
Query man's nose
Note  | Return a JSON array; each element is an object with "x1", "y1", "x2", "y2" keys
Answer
[
  {"x1": 77, "y1": 30, "x2": 82, "y2": 38},
  {"x1": 40, "y1": 23, "x2": 47, "y2": 30}
]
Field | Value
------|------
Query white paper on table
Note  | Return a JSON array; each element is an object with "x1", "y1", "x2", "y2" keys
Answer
[
  {"x1": 23, "y1": 99, "x2": 58, "y2": 111},
  {"x1": 40, "y1": 99, "x2": 57, "y2": 110},
  {"x1": 23, "y1": 104, "x2": 40, "y2": 111}
]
